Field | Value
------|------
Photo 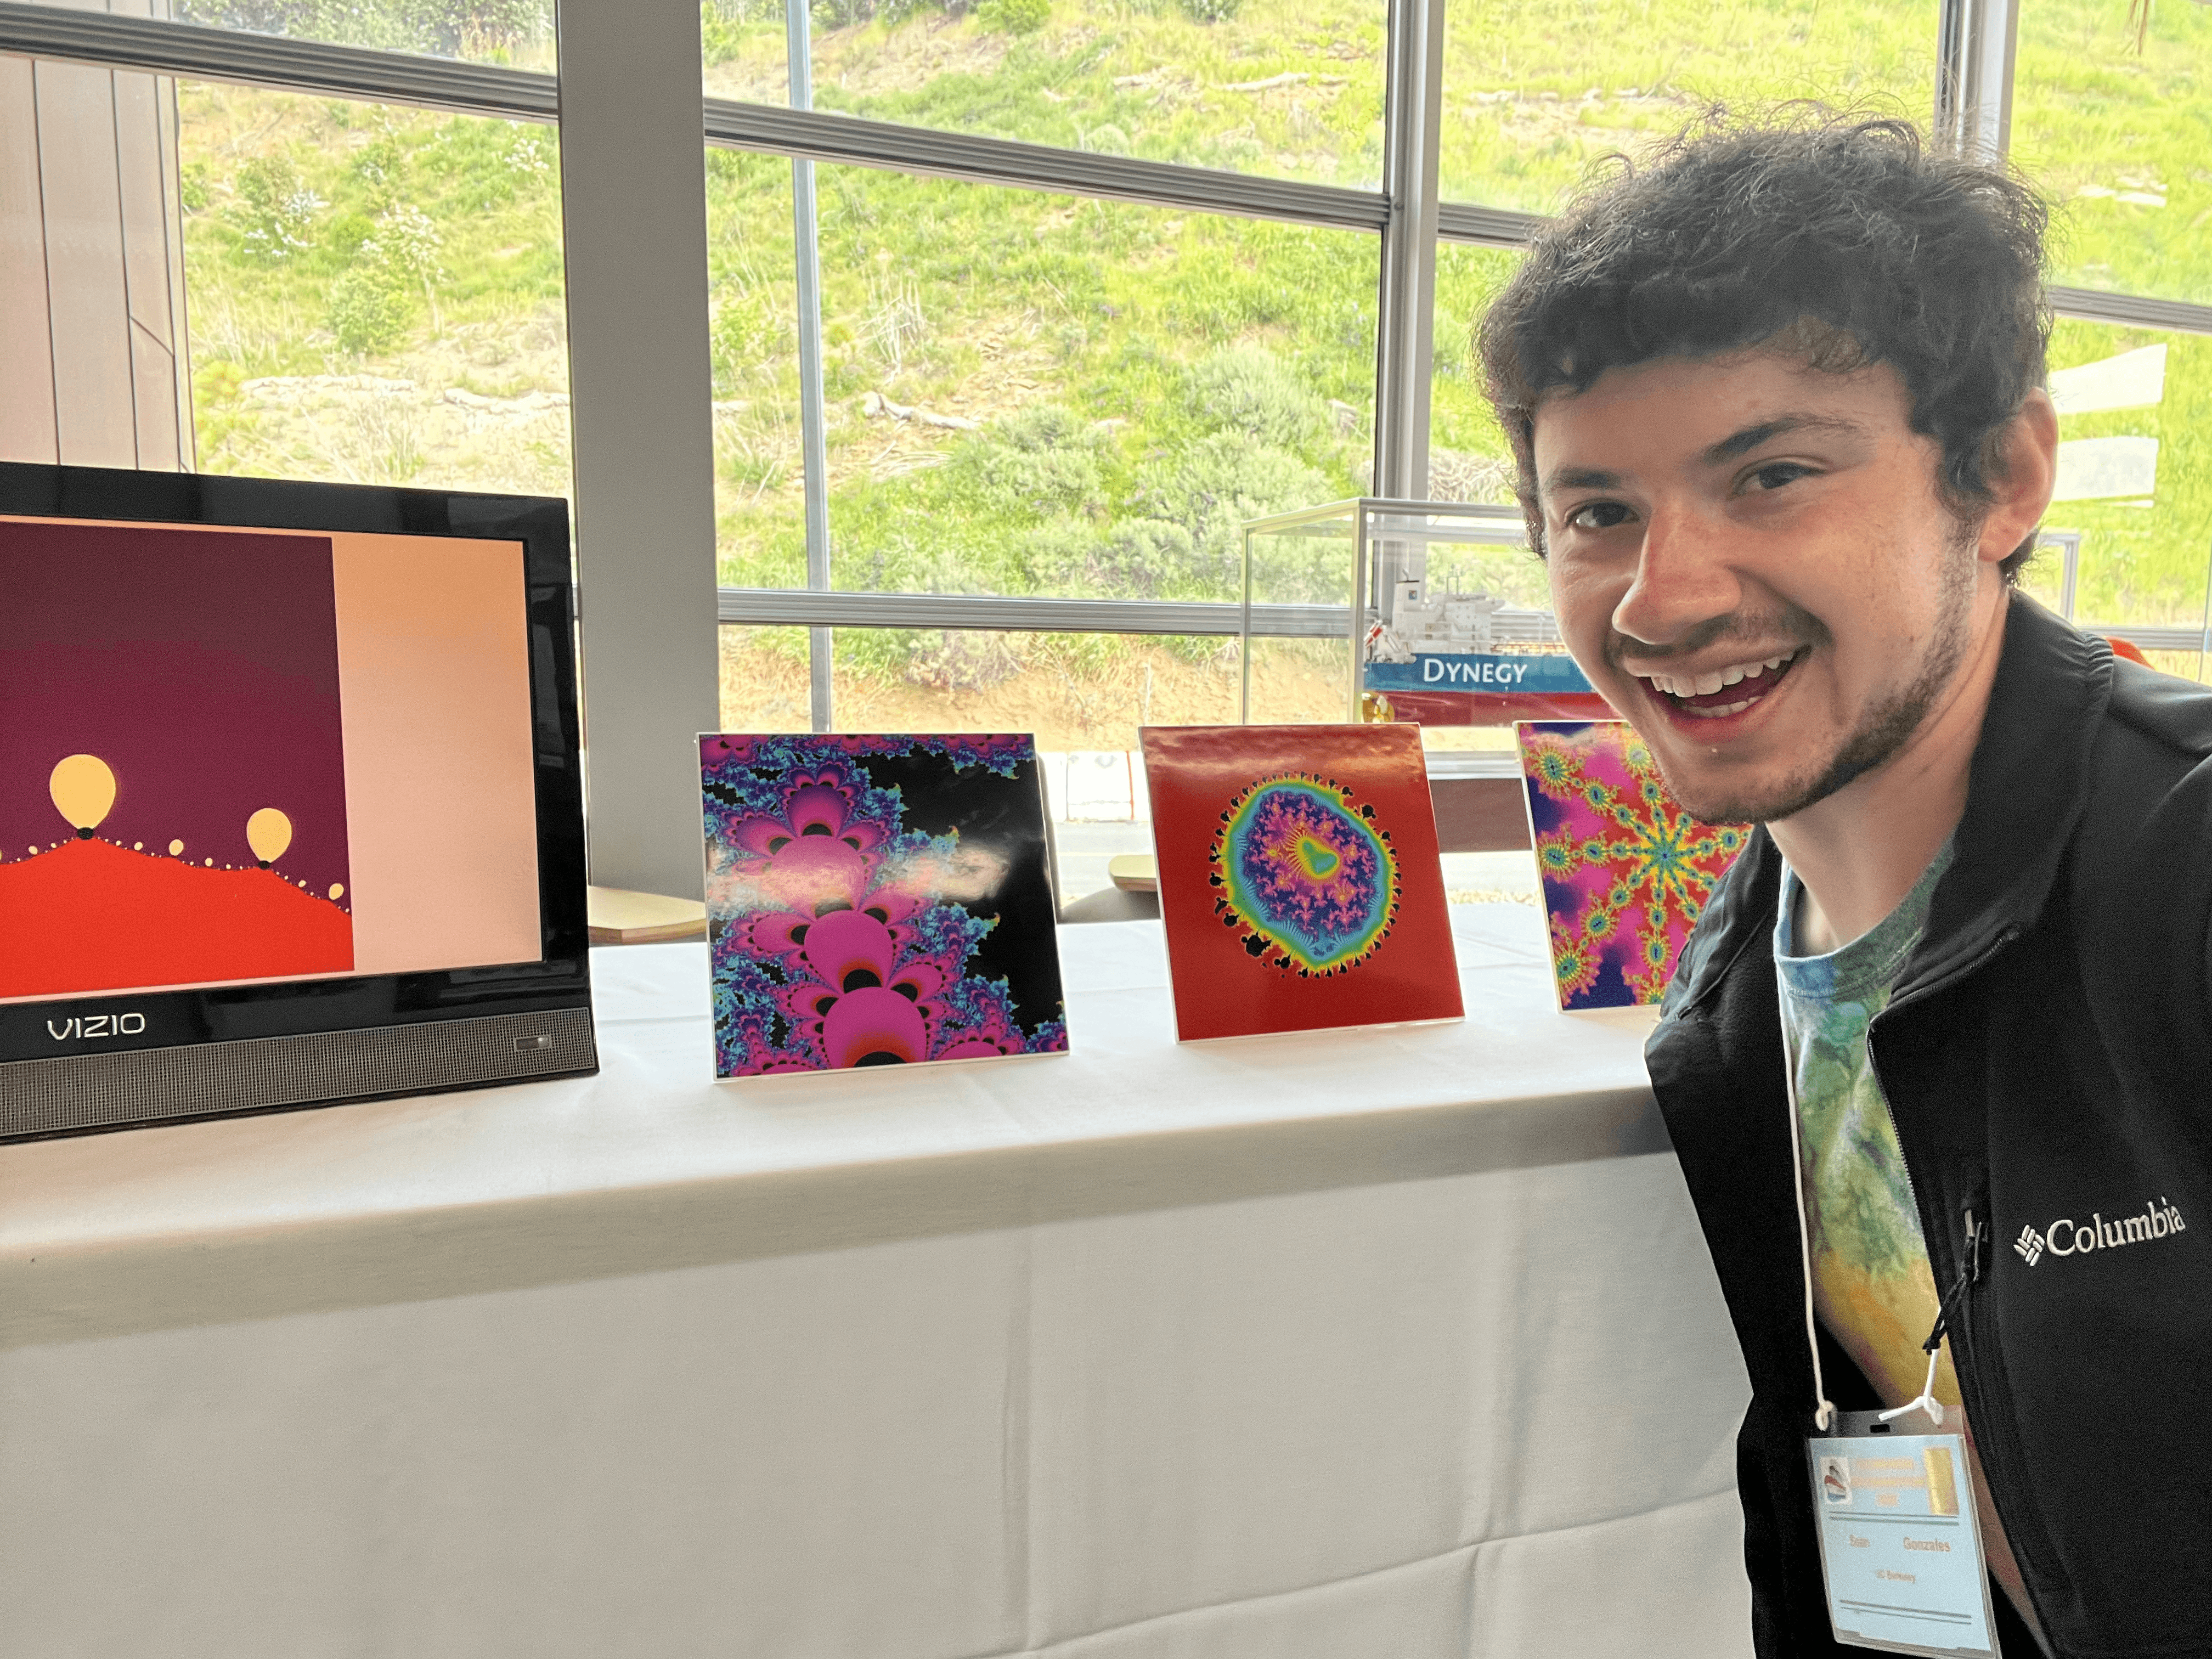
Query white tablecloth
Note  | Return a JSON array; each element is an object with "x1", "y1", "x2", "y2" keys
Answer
[{"x1": 0, "y1": 907, "x2": 1753, "y2": 1659}]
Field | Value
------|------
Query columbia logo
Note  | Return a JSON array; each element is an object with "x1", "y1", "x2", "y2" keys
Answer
[{"x1": 2013, "y1": 1200, "x2": 2185, "y2": 1266}]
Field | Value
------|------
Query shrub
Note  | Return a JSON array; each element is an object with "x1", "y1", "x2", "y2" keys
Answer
[
  {"x1": 232, "y1": 156, "x2": 322, "y2": 262},
  {"x1": 1177, "y1": 0, "x2": 1240, "y2": 21},
  {"x1": 1186, "y1": 344, "x2": 1327, "y2": 449},
  {"x1": 364, "y1": 204, "x2": 443, "y2": 287},
  {"x1": 1020, "y1": 516, "x2": 1203, "y2": 599},
  {"x1": 963, "y1": 407, "x2": 1109, "y2": 520},
  {"x1": 350, "y1": 136, "x2": 406, "y2": 208},
  {"x1": 978, "y1": 0, "x2": 1048, "y2": 32},
  {"x1": 328, "y1": 262, "x2": 414, "y2": 353},
  {"x1": 1133, "y1": 434, "x2": 1334, "y2": 599}
]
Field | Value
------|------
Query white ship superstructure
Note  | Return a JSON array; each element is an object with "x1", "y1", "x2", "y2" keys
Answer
[{"x1": 1365, "y1": 579, "x2": 1561, "y2": 663}]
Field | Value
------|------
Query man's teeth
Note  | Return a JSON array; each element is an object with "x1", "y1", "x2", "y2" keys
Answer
[
  {"x1": 1644, "y1": 650, "x2": 1798, "y2": 700},
  {"x1": 1684, "y1": 696, "x2": 1756, "y2": 720}
]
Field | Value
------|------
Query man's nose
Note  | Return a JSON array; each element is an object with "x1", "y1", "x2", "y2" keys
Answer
[{"x1": 1609, "y1": 500, "x2": 1743, "y2": 651}]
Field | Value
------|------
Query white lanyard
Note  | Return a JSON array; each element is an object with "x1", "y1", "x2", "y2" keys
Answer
[{"x1": 1776, "y1": 962, "x2": 1842, "y2": 1433}]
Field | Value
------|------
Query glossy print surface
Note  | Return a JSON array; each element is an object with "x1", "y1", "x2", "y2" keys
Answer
[
  {"x1": 1140, "y1": 723, "x2": 1460, "y2": 1041},
  {"x1": 699, "y1": 733, "x2": 1068, "y2": 1077},
  {"x1": 1516, "y1": 719, "x2": 1748, "y2": 1010}
]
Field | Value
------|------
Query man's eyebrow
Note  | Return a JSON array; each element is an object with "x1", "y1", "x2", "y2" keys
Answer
[
  {"x1": 1539, "y1": 464, "x2": 1624, "y2": 496},
  {"x1": 1539, "y1": 413, "x2": 1870, "y2": 499},
  {"x1": 1700, "y1": 413, "x2": 1867, "y2": 466}
]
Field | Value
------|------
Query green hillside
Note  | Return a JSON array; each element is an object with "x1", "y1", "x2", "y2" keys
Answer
[{"x1": 172, "y1": 0, "x2": 2209, "y2": 726}]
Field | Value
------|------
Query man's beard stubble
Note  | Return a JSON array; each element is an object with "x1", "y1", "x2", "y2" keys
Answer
[{"x1": 1634, "y1": 531, "x2": 1983, "y2": 827}]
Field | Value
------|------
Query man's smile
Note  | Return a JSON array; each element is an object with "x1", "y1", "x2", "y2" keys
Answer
[{"x1": 1624, "y1": 646, "x2": 1806, "y2": 724}]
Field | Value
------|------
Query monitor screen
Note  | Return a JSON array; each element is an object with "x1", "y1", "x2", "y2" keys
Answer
[
  {"x1": 1, "y1": 515, "x2": 545, "y2": 1005},
  {"x1": 0, "y1": 464, "x2": 592, "y2": 1141}
]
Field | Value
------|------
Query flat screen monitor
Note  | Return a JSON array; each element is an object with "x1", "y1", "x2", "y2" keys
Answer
[{"x1": 0, "y1": 462, "x2": 595, "y2": 1141}]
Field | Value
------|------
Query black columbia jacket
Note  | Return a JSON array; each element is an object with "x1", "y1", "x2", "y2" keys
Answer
[{"x1": 1645, "y1": 595, "x2": 2212, "y2": 1658}]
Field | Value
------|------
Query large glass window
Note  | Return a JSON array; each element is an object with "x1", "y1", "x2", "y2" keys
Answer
[
  {"x1": 172, "y1": 0, "x2": 556, "y2": 68},
  {"x1": 720, "y1": 624, "x2": 816, "y2": 732},
  {"x1": 2012, "y1": 0, "x2": 2211, "y2": 305},
  {"x1": 707, "y1": 166, "x2": 1380, "y2": 601},
  {"x1": 702, "y1": 0, "x2": 1386, "y2": 190},
  {"x1": 1428, "y1": 239, "x2": 1521, "y2": 505},
  {"x1": 178, "y1": 84, "x2": 571, "y2": 498},
  {"x1": 706, "y1": 148, "x2": 810, "y2": 592},
  {"x1": 1437, "y1": 0, "x2": 1939, "y2": 213},
  {"x1": 2019, "y1": 320, "x2": 2210, "y2": 680}
]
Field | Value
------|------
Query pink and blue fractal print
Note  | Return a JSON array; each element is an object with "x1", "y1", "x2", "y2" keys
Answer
[
  {"x1": 1209, "y1": 773, "x2": 1401, "y2": 976},
  {"x1": 1516, "y1": 720, "x2": 1748, "y2": 1009},
  {"x1": 700, "y1": 733, "x2": 1067, "y2": 1077}
]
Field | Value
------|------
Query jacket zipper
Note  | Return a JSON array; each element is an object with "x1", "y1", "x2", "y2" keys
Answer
[{"x1": 1867, "y1": 926, "x2": 2064, "y2": 1644}]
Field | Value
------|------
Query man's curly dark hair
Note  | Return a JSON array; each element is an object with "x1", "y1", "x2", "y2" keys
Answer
[{"x1": 1478, "y1": 114, "x2": 2052, "y2": 576}]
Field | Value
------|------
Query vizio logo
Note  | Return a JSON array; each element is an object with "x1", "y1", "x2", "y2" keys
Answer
[
  {"x1": 2015, "y1": 1201, "x2": 2187, "y2": 1266},
  {"x1": 47, "y1": 1013, "x2": 148, "y2": 1042}
]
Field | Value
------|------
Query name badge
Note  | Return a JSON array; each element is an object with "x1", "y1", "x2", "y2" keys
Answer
[{"x1": 1807, "y1": 1409, "x2": 1999, "y2": 1656}]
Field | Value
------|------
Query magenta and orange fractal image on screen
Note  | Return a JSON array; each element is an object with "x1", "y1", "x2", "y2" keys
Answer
[{"x1": 0, "y1": 522, "x2": 357, "y2": 1001}]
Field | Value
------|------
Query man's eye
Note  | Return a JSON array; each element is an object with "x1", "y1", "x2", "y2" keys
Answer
[
  {"x1": 1745, "y1": 462, "x2": 1814, "y2": 492},
  {"x1": 1565, "y1": 501, "x2": 1635, "y2": 531}
]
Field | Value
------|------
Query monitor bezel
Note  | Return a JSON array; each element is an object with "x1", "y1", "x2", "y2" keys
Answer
[{"x1": 0, "y1": 461, "x2": 591, "y2": 1077}]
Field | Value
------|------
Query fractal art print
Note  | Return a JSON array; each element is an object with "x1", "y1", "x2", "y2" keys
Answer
[
  {"x1": 1515, "y1": 720, "x2": 1748, "y2": 1010},
  {"x1": 699, "y1": 733, "x2": 1068, "y2": 1077},
  {"x1": 1141, "y1": 722, "x2": 1460, "y2": 1042}
]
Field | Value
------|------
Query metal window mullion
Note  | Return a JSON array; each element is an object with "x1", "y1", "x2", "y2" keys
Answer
[
  {"x1": 784, "y1": 0, "x2": 833, "y2": 734},
  {"x1": 1372, "y1": 0, "x2": 1443, "y2": 503},
  {"x1": 704, "y1": 99, "x2": 1388, "y2": 232},
  {"x1": 0, "y1": 0, "x2": 558, "y2": 119},
  {"x1": 720, "y1": 588, "x2": 1354, "y2": 639},
  {"x1": 1936, "y1": 0, "x2": 2019, "y2": 160},
  {"x1": 2044, "y1": 286, "x2": 2212, "y2": 338},
  {"x1": 1434, "y1": 201, "x2": 1541, "y2": 247}
]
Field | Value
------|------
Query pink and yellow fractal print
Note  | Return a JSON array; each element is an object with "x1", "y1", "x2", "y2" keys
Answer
[{"x1": 1516, "y1": 721, "x2": 1748, "y2": 1009}]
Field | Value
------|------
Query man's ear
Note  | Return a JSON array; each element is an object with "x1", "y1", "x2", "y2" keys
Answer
[{"x1": 1978, "y1": 387, "x2": 2059, "y2": 567}]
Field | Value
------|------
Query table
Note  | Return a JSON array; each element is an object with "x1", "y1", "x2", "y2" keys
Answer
[{"x1": 0, "y1": 907, "x2": 1753, "y2": 1659}]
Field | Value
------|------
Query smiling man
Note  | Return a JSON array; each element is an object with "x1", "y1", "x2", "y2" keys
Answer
[{"x1": 1481, "y1": 119, "x2": 2212, "y2": 1657}]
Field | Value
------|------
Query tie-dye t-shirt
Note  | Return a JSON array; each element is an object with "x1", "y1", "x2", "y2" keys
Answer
[
  {"x1": 1775, "y1": 846, "x2": 2054, "y2": 1649},
  {"x1": 1775, "y1": 844, "x2": 1957, "y2": 1408}
]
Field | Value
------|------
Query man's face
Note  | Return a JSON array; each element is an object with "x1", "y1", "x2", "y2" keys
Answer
[{"x1": 1532, "y1": 351, "x2": 1990, "y2": 826}]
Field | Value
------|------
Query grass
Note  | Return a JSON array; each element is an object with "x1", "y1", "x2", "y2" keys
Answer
[
  {"x1": 704, "y1": 148, "x2": 1381, "y2": 609},
  {"x1": 703, "y1": 0, "x2": 1386, "y2": 185},
  {"x1": 173, "y1": 0, "x2": 2211, "y2": 727},
  {"x1": 1432, "y1": 0, "x2": 1937, "y2": 212},
  {"x1": 178, "y1": 86, "x2": 572, "y2": 496}
]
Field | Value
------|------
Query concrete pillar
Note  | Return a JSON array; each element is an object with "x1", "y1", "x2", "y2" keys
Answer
[{"x1": 556, "y1": 0, "x2": 719, "y2": 900}]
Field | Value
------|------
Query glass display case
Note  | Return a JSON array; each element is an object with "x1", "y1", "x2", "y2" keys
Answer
[{"x1": 1238, "y1": 497, "x2": 1602, "y2": 728}]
